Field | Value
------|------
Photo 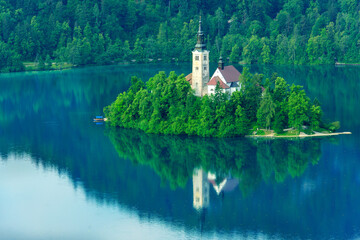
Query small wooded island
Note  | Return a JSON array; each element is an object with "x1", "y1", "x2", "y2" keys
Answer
[{"x1": 104, "y1": 19, "x2": 348, "y2": 138}]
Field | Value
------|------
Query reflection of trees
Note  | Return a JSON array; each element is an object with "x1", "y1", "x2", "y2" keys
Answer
[
  {"x1": 0, "y1": 67, "x2": 130, "y2": 128},
  {"x1": 107, "y1": 128, "x2": 322, "y2": 195}
]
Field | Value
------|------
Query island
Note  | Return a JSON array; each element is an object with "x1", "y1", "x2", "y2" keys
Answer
[{"x1": 104, "y1": 19, "x2": 349, "y2": 138}]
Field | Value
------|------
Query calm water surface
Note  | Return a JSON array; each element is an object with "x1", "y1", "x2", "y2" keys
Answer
[{"x1": 0, "y1": 64, "x2": 360, "y2": 240}]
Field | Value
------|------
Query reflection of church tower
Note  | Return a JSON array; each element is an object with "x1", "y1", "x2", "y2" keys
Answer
[
  {"x1": 192, "y1": 17, "x2": 210, "y2": 96},
  {"x1": 193, "y1": 168, "x2": 209, "y2": 209}
]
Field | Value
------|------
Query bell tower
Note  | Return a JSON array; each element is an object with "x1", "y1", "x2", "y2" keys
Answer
[{"x1": 192, "y1": 17, "x2": 209, "y2": 96}]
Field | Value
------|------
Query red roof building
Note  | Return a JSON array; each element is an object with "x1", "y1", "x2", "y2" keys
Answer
[
  {"x1": 185, "y1": 73, "x2": 192, "y2": 85},
  {"x1": 206, "y1": 57, "x2": 241, "y2": 94},
  {"x1": 207, "y1": 76, "x2": 230, "y2": 89}
]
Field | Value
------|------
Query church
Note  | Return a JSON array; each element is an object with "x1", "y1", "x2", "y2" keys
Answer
[{"x1": 186, "y1": 18, "x2": 241, "y2": 96}]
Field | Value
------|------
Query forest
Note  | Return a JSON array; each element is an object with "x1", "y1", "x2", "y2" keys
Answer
[
  {"x1": 0, "y1": 0, "x2": 359, "y2": 72},
  {"x1": 104, "y1": 69, "x2": 338, "y2": 137}
]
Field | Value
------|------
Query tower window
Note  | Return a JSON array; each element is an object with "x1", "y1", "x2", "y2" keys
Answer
[
  {"x1": 195, "y1": 67, "x2": 199, "y2": 70},
  {"x1": 195, "y1": 56, "x2": 199, "y2": 61},
  {"x1": 204, "y1": 66, "x2": 207, "y2": 70},
  {"x1": 196, "y1": 197, "x2": 200, "y2": 203},
  {"x1": 204, "y1": 56, "x2": 207, "y2": 61}
]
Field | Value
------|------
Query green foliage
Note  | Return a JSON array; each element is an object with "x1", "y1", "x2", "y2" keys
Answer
[
  {"x1": 273, "y1": 100, "x2": 288, "y2": 134},
  {"x1": 328, "y1": 121, "x2": 341, "y2": 132},
  {"x1": 243, "y1": 35, "x2": 262, "y2": 64},
  {"x1": 256, "y1": 129, "x2": 266, "y2": 135},
  {"x1": 229, "y1": 44, "x2": 241, "y2": 63},
  {"x1": 288, "y1": 85, "x2": 310, "y2": 131},
  {"x1": 0, "y1": 41, "x2": 24, "y2": 72},
  {"x1": 106, "y1": 71, "x2": 252, "y2": 137},
  {"x1": 0, "y1": 0, "x2": 358, "y2": 71},
  {"x1": 257, "y1": 89, "x2": 276, "y2": 129},
  {"x1": 106, "y1": 68, "x2": 333, "y2": 137},
  {"x1": 37, "y1": 56, "x2": 45, "y2": 71}
]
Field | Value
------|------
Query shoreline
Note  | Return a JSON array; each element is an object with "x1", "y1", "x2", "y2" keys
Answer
[
  {"x1": 14, "y1": 61, "x2": 360, "y2": 74},
  {"x1": 246, "y1": 131, "x2": 352, "y2": 138}
]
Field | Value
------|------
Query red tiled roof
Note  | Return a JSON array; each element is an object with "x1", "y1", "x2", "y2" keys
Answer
[
  {"x1": 219, "y1": 65, "x2": 241, "y2": 83},
  {"x1": 207, "y1": 76, "x2": 229, "y2": 89},
  {"x1": 185, "y1": 73, "x2": 192, "y2": 84}
]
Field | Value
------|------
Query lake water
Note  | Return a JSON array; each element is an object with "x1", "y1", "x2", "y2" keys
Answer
[{"x1": 0, "y1": 64, "x2": 359, "y2": 240}]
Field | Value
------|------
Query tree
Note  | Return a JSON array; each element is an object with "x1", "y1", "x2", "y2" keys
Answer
[
  {"x1": 306, "y1": 35, "x2": 322, "y2": 64},
  {"x1": 234, "y1": 105, "x2": 248, "y2": 135},
  {"x1": 273, "y1": 77, "x2": 289, "y2": 103},
  {"x1": 260, "y1": 42, "x2": 271, "y2": 64},
  {"x1": 273, "y1": 100, "x2": 288, "y2": 134},
  {"x1": 309, "y1": 104, "x2": 322, "y2": 130},
  {"x1": 288, "y1": 85, "x2": 310, "y2": 132},
  {"x1": 122, "y1": 40, "x2": 132, "y2": 61},
  {"x1": 133, "y1": 38, "x2": 144, "y2": 62},
  {"x1": 38, "y1": 56, "x2": 45, "y2": 70},
  {"x1": 229, "y1": 44, "x2": 241, "y2": 63},
  {"x1": 0, "y1": 41, "x2": 24, "y2": 72},
  {"x1": 243, "y1": 35, "x2": 262, "y2": 63},
  {"x1": 257, "y1": 89, "x2": 276, "y2": 129},
  {"x1": 45, "y1": 55, "x2": 52, "y2": 69}
]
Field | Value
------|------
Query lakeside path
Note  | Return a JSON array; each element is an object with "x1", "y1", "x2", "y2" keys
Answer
[{"x1": 246, "y1": 131, "x2": 352, "y2": 138}]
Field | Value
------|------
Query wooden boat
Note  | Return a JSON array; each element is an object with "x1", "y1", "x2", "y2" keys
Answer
[{"x1": 93, "y1": 116, "x2": 105, "y2": 122}]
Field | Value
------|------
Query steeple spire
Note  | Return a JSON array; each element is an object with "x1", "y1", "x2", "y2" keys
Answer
[
  {"x1": 195, "y1": 15, "x2": 206, "y2": 51},
  {"x1": 199, "y1": 15, "x2": 202, "y2": 32},
  {"x1": 218, "y1": 56, "x2": 224, "y2": 70}
]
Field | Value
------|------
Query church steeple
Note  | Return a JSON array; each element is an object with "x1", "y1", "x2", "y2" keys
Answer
[
  {"x1": 195, "y1": 16, "x2": 206, "y2": 51},
  {"x1": 218, "y1": 56, "x2": 224, "y2": 70},
  {"x1": 191, "y1": 16, "x2": 209, "y2": 96}
]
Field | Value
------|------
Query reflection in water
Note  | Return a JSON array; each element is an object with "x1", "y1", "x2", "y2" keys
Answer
[
  {"x1": 193, "y1": 168, "x2": 239, "y2": 210},
  {"x1": 107, "y1": 128, "x2": 323, "y2": 195},
  {"x1": 207, "y1": 173, "x2": 239, "y2": 195},
  {"x1": 192, "y1": 168, "x2": 210, "y2": 210}
]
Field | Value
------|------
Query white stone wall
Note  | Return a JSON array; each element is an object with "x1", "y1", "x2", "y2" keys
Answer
[{"x1": 192, "y1": 50, "x2": 209, "y2": 96}]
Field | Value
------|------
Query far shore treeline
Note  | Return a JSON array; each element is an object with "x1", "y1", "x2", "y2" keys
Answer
[
  {"x1": 104, "y1": 68, "x2": 338, "y2": 137},
  {"x1": 0, "y1": 1, "x2": 360, "y2": 72}
]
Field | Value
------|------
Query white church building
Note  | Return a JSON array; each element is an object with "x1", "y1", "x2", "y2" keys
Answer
[{"x1": 186, "y1": 18, "x2": 241, "y2": 96}]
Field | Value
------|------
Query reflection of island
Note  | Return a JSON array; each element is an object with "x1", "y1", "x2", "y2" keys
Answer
[{"x1": 107, "y1": 128, "x2": 323, "y2": 195}]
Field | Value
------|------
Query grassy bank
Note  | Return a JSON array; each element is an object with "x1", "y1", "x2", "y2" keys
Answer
[
  {"x1": 248, "y1": 128, "x2": 351, "y2": 138},
  {"x1": 23, "y1": 62, "x2": 74, "y2": 72}
]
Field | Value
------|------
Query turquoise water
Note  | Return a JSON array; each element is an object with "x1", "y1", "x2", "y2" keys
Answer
[{"x1": 0, "y1": 64, "x2": 359, "y2": 239}]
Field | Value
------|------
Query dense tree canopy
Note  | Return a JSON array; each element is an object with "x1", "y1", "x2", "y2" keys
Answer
[
  {"x1": 0, "y1": 0, "x2": 359, "y2": 72},
  {"x1": 104, "y1": 68, "x2": 332, "y2": 137}
]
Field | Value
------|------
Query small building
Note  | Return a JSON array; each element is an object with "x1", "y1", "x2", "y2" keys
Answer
[
  {"x1": 186, "y1": 18, "x2": 241, "y2": 96},
  {"x1": 207, "y1": 57, "x2": 241, "y2": 95}
]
